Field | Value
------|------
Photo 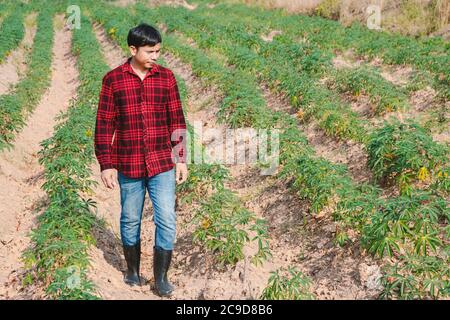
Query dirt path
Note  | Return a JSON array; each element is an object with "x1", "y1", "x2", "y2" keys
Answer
[
  {"x1": 0, "y1": 14, "x2": 79, "y2": 299},
  {"x1": 0, "y1": 13, "x2": 37, "y2": 95}
]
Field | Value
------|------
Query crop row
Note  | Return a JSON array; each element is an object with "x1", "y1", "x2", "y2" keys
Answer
[
  {"x1": 0, "y1": 5, "x2": 53, "y2": 151},
  {"x1": 0, "y1": 2, "x2": 27, "y2": 63},
  {"x1": 22, "y1": 10, "x2": 108, "y2": 299},
  {"x1": 194, "y1": 0, "x2": 449, "y2": 99}
]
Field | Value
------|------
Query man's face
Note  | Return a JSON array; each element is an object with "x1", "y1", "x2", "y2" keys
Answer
[{"x1": 130, "y1": 43, "x2": 161, "y2": 68}]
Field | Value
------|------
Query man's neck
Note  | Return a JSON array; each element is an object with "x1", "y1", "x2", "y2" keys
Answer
[{"x1": 130, "y1": 57, "x2": 150, "y2": 75}]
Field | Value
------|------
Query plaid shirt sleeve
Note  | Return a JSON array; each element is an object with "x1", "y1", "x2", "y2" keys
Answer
[
  {"x1": 167, "y1": 71, "x2": 187, "y2": 163},
  {"x1": 94, "y1": 73, "x2": 117, "y2": 171}
]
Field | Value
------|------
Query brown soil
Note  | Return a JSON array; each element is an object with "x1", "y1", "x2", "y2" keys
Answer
[
  {"x1": 0, "y1": 14, "x2": 79, "y2": 299},
  {"x1": 332, "y1": 51, "x2": 363, "y2": 70},
  {"x1": 260, "y1": 30, "x2": 283, "y2": 42},
  {"x1": 147, "y1": 0, "x2": 197, "y2": 10},
  {"x1": 109, "y1": 0, "x2": 137, "y2": 7}
]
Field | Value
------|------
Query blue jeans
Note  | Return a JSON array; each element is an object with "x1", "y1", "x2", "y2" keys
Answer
[{"x1": 118, "y1": 168, "x2": 176, "y2": 250}]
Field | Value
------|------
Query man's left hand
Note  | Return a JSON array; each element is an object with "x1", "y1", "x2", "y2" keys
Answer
[{"x1": 175, "y1": 163, "x2": 188, "y2": 184}]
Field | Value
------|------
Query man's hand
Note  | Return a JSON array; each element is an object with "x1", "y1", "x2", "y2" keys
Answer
[
  {"x1": 101, "y1": 168, "x2": 118, "y2": 189},
  {"x1": 175, "y1": 163, "x2": 188, "y2": 184}
]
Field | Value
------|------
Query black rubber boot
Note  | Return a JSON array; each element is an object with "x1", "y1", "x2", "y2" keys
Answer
[
  {"x1": 123, "y1": 241, "x2": 141, "y2": 286},
  {"x1": 153, "y1": 246, "x2": 174, "y2": 297}
]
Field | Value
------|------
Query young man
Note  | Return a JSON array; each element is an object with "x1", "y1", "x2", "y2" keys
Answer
[{"x1": 94, "y1": 23, "x2": 188, "y2": 297}]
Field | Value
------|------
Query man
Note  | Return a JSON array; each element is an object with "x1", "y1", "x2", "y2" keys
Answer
[{"x1": 94, "y1": 23, "x2": 188, "y2": 297}]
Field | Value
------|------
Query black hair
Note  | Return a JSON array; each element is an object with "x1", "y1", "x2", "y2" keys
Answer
[{"x1": 127, "y1": 23, "x2": 162, "y2": 48}]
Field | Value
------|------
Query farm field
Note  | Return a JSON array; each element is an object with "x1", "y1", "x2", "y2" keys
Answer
[{"x1": 0, "y1": 0, "x2": 448, "y2": 300}]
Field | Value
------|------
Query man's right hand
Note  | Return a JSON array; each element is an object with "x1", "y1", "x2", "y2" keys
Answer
[{"x1": 101, "y1": 168, "x2": 118, "y2": 190}]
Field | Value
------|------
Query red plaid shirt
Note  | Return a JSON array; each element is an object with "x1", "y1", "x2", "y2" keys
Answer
[{"x1": 94, "y1": 58, "x2": 187, "y2": 178}]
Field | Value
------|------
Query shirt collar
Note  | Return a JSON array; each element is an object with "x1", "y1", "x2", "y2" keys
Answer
[{"x1": 122, "y1": 57, "x2": 160, "y2": 78}]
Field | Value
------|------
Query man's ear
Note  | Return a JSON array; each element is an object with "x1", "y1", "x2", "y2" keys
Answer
[{"x1": 129, "y1": 45, "x2": 137, "y2": 57}]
